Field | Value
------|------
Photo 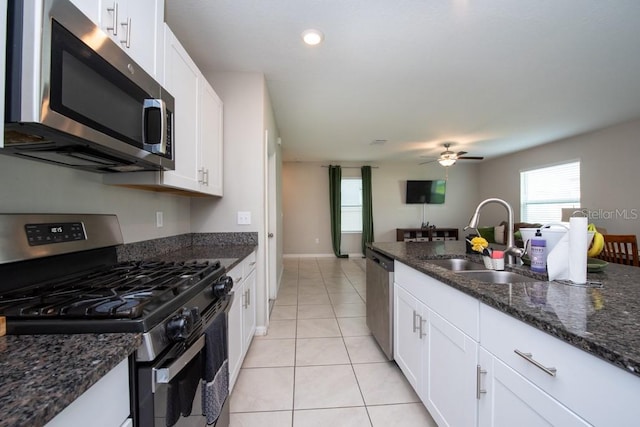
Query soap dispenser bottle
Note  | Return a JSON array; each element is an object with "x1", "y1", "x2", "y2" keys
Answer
[{"x1": 530, "y1": 229, "x2": 547, "y2": 273}]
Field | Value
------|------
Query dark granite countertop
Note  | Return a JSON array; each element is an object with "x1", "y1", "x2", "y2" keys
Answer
[
  {"x1": 370, "y1": 240, "x2": 640, "y2": 377},
  {"x1": 0, "y1": 333, "x2": 141, "y2": 427},
  {"x1": 151, "y1": 244, "x2": 257, "y2": 271}
]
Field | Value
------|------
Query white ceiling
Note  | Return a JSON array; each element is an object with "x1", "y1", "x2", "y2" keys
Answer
[{"x1": 165, "y1": 0, "x2": 640, "y2": 163}]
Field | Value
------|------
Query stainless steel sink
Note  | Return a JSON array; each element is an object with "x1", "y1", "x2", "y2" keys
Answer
[
  {"x1": 427, "y1": 258, "x2": 487, "y2": 271},
  {"x1": 456, "y1": 270, "x2": 538, "y2": 284}
]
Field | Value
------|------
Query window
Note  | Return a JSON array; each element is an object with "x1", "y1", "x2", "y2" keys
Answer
[
  {"x1": 520, "y1": 161, "x2": 580, "y2": 223},
  {"x1": 341, "y1": 178, "x2": 362, "y2": 233}
]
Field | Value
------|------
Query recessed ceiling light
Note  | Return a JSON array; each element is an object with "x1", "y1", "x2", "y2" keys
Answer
[{"x1": 302, "y1": 29, "x2": 324, "y2": 46}]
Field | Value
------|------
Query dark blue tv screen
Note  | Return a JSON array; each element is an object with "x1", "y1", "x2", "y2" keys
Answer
[{"x1": 405, "y1": 180, "x2": 446, "y2": 204}]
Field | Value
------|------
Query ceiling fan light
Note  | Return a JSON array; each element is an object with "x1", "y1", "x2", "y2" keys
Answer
[
  {"x1": 438, "y1": 158, "x2": 456, "y2": 167},
  {"x1": 302, "y1": 29, "x2": 324, "y2": 45}
]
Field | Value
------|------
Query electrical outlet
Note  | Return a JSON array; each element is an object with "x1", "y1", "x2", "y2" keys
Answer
[
  {"x1": 237, "y1": 211, "x2": 251, "y2": 225},
  {"x1": 156, "y1": 211, "x2": 163, "y2": 228}
]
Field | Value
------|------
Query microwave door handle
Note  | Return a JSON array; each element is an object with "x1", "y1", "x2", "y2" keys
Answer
[
  {"x1": 143, "y1": 99, "x2": 167, "y2": 155},
  {"x1": 152, "y1": 335, "x2": 205, "y2": 392}
]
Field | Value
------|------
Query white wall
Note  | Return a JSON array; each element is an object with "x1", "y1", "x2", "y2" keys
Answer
[
  {"x1": 191, "y1": 72, "x2": 280, "y2": 334},
  {"x1": 282, "y1": 161, "x2": 480, "y2": 255},
  {"x1": 477, "y1": 118, "x2": 640, "y2": 237},
  {"x1": 0, "y1": 155, "x2": 190, "y2": 242}
]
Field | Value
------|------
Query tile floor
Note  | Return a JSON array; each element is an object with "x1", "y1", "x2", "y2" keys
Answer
[{"x1": 229, "y1": 257, "x2": 438, "y2": 427}]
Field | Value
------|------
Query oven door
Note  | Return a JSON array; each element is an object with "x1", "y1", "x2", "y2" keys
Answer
[{"x1": 135, "y1": 296, "x2": 231, "y2": 427}]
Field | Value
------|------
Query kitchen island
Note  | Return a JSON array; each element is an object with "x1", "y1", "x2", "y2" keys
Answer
[
  {"x1": 373, "y1": 240, "x2": 640, "y2": 426},
  {"x1": 371, "y1": 240, "x2": 640, "y2": 376}
]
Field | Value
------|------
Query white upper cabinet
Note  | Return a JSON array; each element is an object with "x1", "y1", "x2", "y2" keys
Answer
[
  {"x1": 100, "y1": 0, "x2": 164, "y2": 78},
  {"x1": 1, "y1": 0, "x2": 6, "y2": 145},
  {"x1": 161, "y1": 26, "x2": 201, "y2": 192},
  {"x1": 162, "y1": 25, "x2": 224, "y2": 196},
  {"x1": 69, "y1": 0, "x2": 101, "y2": 23},
  {"x1": 199, "y1": 79, "x2": 224, "y2": 196},
  {"x1": 103, "y1": 24, "x2": 224, "y2": 197}
]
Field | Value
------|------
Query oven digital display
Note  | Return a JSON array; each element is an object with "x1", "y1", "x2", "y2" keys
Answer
[{"x1": 25, "y1": 222, "x2": 86, "y2": 246}]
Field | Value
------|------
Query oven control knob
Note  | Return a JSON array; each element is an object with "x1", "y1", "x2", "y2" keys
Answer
[
  {"x1": 165, "y1": 308, "x2": 195, "y2": 342},
  {"x1": 212, "y1": 275, "x2": 233, "y2": 297}
]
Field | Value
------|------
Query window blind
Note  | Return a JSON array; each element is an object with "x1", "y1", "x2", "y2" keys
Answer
[
  {"x1": 520, "y1": 161, "x2": 580, "y2": 223},
  {"x1": 341, "y1": 178, "x2": 363, "y2": 232}
]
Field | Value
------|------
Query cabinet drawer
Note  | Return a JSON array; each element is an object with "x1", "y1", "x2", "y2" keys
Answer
[
  {"x1": 395, "y1": 262, "x2": 479, "y2": 340},
  {"x1": 480, "y1": 303, "x2": 640, "y2": 426},
  {"x1": 228, "y1": 263, "x2": 244, "y2": 288},
  {"x1": 244, "y1": 250, "x2": 257, "y2": 276}
]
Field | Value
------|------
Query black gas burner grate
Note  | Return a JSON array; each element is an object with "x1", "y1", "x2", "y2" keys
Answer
[{"x1": 0, "y1": 260, "x2": 222, "y2": 319}]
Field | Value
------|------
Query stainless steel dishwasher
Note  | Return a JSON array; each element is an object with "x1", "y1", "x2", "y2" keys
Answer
[{"x1": 365, "y1": 247, "x2": 394, "y2": 360}]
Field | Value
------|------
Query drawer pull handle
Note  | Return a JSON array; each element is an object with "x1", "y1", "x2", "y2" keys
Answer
[
  {"x1": 412, "y1": 310, "x2": 419, "y2": 333},
  {"x1": 476, "y1": 365, "x2": 487, "y2": 399},
  {"x1": 514, "y1": 349, "x2": 557, "y2": 377},
  {"x1": 418, "y1": 316, "x2": 426, "y2": 339}
]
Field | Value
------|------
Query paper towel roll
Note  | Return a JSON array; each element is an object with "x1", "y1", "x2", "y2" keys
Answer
[{"x1": 568, "y1": 216, "x2": 588, "y2": 284}]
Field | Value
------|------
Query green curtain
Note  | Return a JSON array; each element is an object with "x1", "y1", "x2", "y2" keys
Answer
[
  {"x1": 361, "y1": 166, "x2": 374, "y2": 255},
  {"x1": 329, "y1": 165, "x2": 348, "y2": 258}
]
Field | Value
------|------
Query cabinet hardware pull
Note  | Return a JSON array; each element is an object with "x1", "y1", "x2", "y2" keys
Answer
[
  {"x1": 120, "y1": 18, "x2": 132, "y2": 48},
  {"x1": 107, "y1": 2, "x2": 118, "y2": 35},
  {"x1": 249, "y1": 261, "x2": 256, "y2": 266},
  {"x1": 418, "y1": 315, "x2": 426, "y2": 339},
  {"x1": 197, "y1": 168, "x2": 204, "y2": 183},
  {"x1": 203, "y1": 169, "x2": 209, "y2": 186},
  {"x1": 242, "y1": 290, "x2": 248, "y2": 308},
  {"x1": 514, "y1": 349, "x2": 557, "y2": 377},
  {"x1": 247, "y1": 288, "x2": 251, "y2": 306},
  {"x1": 476, "y1": 365, "x2": 487, "y2": 399},
  {"x1": 412, "y1": 310, "x2": 419, "y2": 333}
]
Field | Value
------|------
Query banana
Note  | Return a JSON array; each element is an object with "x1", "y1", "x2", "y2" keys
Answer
[{"x1": 588, "y1": 231, "x2": 605, "y2": 257}]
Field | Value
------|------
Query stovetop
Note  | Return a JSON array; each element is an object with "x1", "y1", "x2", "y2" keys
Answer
[
  {"x1": 0, "y1": 260, "x2": 222, "y2": 319},
  {"x1": 0, "y1": 259, "x2": 227, "y2": 334}
]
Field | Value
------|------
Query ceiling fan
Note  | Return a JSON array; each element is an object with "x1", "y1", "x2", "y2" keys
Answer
[{"x1": 420, "y1": 142, "x2": 484, "y2": 166}]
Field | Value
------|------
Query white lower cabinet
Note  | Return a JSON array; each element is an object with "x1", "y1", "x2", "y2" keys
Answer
[
  {"x1": 44, "y1": 358, "x2": 130, "y2": 427},
  {"x1": 394, "y1": 283, "x2": 426, "y2": 391},
  {"x1": 394, "y1": 261, "x2": 640, "y2": 427},
  {"x1": 242, "y1": 267, "x2": 257, "y2": 351},
  {"x1": 227, "y1": 250, "x2": 257, "y2": 392},
  {"x1": 478, "y1": 347, "x2": 589, "y2": 427},
  {"x1": 394, "y1": 263, "x2": 479, "y2": 427},
  {"x1": 425, "y1": 310, "x2": 478, "y2": 427}
]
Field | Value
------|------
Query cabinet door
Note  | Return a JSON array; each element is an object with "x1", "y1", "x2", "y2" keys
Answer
[
  {"x1": 1, "y1": 0, "x2": 6, "y2": 147},
  {"x1": 162, "y1": 26, "x2": 201, "y2": 192},
  {"x1": 424, "y1": 309, "x2": 478, "y2": 427},
  {"x1": 70, "y1": 0, "x2": 101, "y2": 23},
  {"x1": 227, "y1": 282, "x2": 244, "y2": 393},
  {"x1": 99, "y1": 0, "x2": 162, "y2": 78},
  {"x1": 478, "y1": 348, "x2": 590, "y2": 427},
  {"x1": 120, "y1": 0, "x2": 162, "y2": 77},
  {"x1": 198, "y1": 79, "x2": 224, "y2": 196},
  {"x1": 393, "y1": 283, "x2": 425, "y2": 393},
  {"x1": 242, "y1": 268, "x2": 257, "y2": 351}
]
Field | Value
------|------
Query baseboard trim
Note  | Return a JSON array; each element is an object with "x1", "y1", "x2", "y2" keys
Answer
[{"x1": 283, "y1": 253, "x2": 364, "y2": 258}]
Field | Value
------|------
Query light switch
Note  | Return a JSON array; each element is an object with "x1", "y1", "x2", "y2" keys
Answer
[{"x1": 237, "y1": 211, "x2": 251, "y2": 225}]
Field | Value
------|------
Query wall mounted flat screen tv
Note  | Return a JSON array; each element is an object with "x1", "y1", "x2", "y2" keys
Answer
[{"x1": 406, "y1": 180, "x2": 446, "y2": 204}]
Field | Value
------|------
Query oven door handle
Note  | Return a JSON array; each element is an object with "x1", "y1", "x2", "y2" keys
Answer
[{"x1": 153, "y1": 334, "x2": 205, "y2": 389}]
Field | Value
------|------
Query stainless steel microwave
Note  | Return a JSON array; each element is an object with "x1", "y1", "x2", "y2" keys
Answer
[{"x1": 3, "y1": 0, "x2": 175, "y2": 172}]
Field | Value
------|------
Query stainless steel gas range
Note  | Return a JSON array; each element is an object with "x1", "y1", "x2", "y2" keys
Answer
[{"x1": 0, "y1": 214, "x2": 232, "y2": 427}]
